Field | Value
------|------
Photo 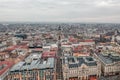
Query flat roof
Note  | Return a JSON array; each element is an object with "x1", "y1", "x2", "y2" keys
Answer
[{"x1": 10, "y1": 57, "x2": 55, "y2": 72}]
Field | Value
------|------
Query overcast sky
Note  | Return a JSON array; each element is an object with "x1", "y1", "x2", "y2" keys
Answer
[{"x1": 0, "y1": 0, "x2": 120, "y2": 23}]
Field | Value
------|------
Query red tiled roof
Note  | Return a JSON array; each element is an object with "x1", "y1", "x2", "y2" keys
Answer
[
  {"x1": 6, "y1": 44, "x2": 28, "y2": 51},
  {"x1": 69, "y1": 37, "x2": 78, "y2": 43},
  {"x1": 0, "y1": 61, "x2": 14, "y2": 75},
  {"x1": 42, "y1": 51, "x2": 56, "y2": 58},
  {"x1": 6, "y1": 45, "x2": 18, "y2": 51},
  {"x1": 73, "y1": 46, "x2": 83, "y2": 51},
  {"x1": 18, "y1": 44, "x2": 28, "y2": 49},
  {"x1": 83, "y1": 39, "x2": 94, "y2": 42}
]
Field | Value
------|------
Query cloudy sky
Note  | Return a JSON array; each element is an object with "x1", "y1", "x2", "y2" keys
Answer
[{"x1": 0, "y1": 0, "x2": 120, "y2": 23}]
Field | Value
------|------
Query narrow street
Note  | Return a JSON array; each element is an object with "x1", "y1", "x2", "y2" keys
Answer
[{"x1": 56, "y1": 39, "x2": 63, "y2": 80}]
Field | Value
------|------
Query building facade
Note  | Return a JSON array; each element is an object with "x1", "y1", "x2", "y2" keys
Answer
[
  {"x1": 94, "y1": 51, "x2": 120, "y2": 76},
  {"x1": 62, "y1": 56, "x2": 101, "y2": 80}
]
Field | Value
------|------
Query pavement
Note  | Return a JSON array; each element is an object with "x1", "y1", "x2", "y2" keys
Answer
[{"x1": 99, "y1": 75, "x2": 120, "y2": 80}]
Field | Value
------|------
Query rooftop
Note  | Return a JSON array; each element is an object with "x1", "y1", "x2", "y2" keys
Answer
[
  {"x1": 64, "y1": 56, "x2": 97, "y2": 68},
  {"x1": 42, "y1": 51, "x2": 56, "y2": 58},
  {"x1": 0, "y1": 61, "x2": 13, "y2": 75},
  {"x1": 96, "y1": 51, "x2": 120, "y2": 64},
  {"x1": 10, "y1": 57, "x2": 55, "y2": 72}
]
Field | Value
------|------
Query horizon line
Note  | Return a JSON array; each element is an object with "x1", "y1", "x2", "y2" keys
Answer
[{"x1": 0, "y1": 21, "x2": 120, "y2": 24}]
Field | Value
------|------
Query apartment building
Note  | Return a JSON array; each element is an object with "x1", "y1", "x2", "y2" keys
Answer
[
  {"x1": 94, "y1": 51, "x2": 120, "y2": 76},
  {"x1": 7, "y1": 53, "x2": 55, "y2": 80}
]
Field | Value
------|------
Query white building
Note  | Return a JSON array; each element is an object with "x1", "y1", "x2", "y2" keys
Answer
[
  {"x1": 79, "y1": 40, "x2": 95, "y2": 46},
  {"x1": 94, "y1": 52, "x2": 120, "y2": 76}
]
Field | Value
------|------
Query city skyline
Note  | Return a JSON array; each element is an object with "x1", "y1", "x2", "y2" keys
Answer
[{"x1": 0, "y1": 0, "x2": 120, "y2": 23}]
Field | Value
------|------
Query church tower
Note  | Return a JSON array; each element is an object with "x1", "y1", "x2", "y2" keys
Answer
[{"x1": 58, "y1": 26, "x2": 61, "y2": 41}]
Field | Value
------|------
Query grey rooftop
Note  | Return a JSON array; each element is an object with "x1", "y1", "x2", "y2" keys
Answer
[
  {"x1": 10, "y1": 57, "x2": 55, "y2": 72},
  {"x1": 64, "y1": 56, "x2": 97, "y2": 68},
  {"x1": 96, "y1": 52, "x2": 120, "y2": 64}
]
